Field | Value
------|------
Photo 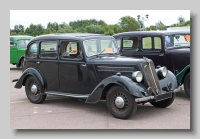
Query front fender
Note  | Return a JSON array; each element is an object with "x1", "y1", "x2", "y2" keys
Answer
[
  {"x1": 176, "y1": 65, "x2": 190, "y2": 84},
  {"x1": 85, "y1": 75, "x2": 145, "y2": 103},
  {"x1": 159, "y1": 70, "x2": 179, "y2": 94},
  {"x1": 14, "y1": 68, "x2": 45, "y2": 89}
]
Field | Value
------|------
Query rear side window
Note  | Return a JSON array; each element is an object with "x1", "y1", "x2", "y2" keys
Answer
[
  {"x1": 18, "y1": 40, "x2": 30, "y2": 48},
  {"x1": 142, "y1": 37, "x2": 152, "y2": 50},
  {"x1": 122, "y1": 36, "x2": 139, "y2": 51},
  {"x1": 40, "y1": 41, "x2": 57, "y2": 59},
  {"x1": 154, "y1": 37, "x2": 162, "y2": 49},
  {"x1": 27, "y1": 43, "x2": 38, "y2": 58}
]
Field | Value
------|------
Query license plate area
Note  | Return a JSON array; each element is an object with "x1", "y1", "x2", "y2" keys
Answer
[{"x1": 155, "y1": 92, "x2": 172, "y2": 102}]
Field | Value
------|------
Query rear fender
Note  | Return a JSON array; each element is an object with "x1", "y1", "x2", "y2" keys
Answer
[{"x1": 14, "y1": 68, "x2": 45, "y2": 89}]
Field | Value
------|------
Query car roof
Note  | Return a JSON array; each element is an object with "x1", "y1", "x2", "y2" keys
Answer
[
  {"x1": 32, "y1": 33, "x2": 113, "y2": 41},
  {"x1": 10, "y1": 35, "x2": 33, "y2": 39},
  {"x1": 113, "y1": 30, "x2": 190, "y2": 37}
]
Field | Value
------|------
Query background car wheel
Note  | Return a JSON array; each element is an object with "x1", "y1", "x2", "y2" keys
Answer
[
  {"x1": 183, "y1": 73, "x2": 190, "y2": 98},
  {"x1": 106, "y1": 85, "x2": 137, "y2": 119},
  {"x1": 150, "y1": 93, "x2": 176, "y2": 108},
  {"x1": 25, "y1": 76, "x2": 46, "y2": 104}
]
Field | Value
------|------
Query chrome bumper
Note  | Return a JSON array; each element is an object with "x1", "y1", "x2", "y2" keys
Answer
[{"x1": 135, "y1": 86, "x2": 182, "y2": 103}]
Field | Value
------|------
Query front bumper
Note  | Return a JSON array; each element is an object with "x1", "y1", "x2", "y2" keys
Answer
[{"x1": 135, "y1": 86, "x2": 182, "y2": 103}]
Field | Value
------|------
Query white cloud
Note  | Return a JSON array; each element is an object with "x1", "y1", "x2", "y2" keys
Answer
[{"x1": 10, "y1": 10, "x2": 190, "y2": 29}]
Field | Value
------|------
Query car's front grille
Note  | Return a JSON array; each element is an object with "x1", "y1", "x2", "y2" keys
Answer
[{"x1": 141, "y1": 61, "x2": 161, "y2": 95}]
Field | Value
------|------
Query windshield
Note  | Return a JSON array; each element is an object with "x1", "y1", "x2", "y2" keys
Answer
[
  {"x1": 18, "y1": 39, "x2": 31, "y2": 48},
  {"x1": 83, "y1": 38, "x2": 118, "y2": 57},
  {"x1": 165, "y1": 34, "x2": 190, "y2": 47}
]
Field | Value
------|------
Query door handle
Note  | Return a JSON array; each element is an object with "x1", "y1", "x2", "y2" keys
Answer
[
  {"x1": 81, "y1": 64, "x2": 87, "y2": 67},
  {"x1": 36, "y1": 61, "x2": 40, "y2": 64},
  {"x1": 159, "y1": 54, "x2": 164, "y2": 56}
]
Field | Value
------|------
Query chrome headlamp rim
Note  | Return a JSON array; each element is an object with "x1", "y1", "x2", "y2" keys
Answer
[
  {"x1": 132, "y1": 71, "x2": 143, "y2": 82},
  {"x1": 157, "y1": 66, "x2": 168, "y2": 78}
]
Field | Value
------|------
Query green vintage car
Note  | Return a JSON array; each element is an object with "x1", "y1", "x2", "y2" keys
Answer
[{"x1": 10, "y1": 36, "x2": 33, "y2": 68}]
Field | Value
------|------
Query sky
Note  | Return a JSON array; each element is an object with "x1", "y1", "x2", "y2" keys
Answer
[{"x1": 10, "y1": 10, "x2": 190, "y2": 29}]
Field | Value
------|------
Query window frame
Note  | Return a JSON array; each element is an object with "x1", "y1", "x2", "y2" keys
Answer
[
  {"x1": 26, "y1": 42, "x2": 38, "y2": 59},
  {"x1": 39, "y1": 40, "x2": 58, "y2": 60}
]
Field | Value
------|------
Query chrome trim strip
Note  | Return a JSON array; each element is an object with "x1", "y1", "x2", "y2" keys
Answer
[{"x1": 45, "y1": 91, "x2": 89, "y2": 99}]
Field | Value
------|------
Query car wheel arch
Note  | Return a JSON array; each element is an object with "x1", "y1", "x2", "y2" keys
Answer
[{"x1": 15, "y1": 68, "x2": 46, "y2": 91}]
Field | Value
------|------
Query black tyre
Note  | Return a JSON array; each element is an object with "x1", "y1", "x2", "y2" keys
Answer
[
  {"x1": 106, "y1": 85, "x2": 137, "y2": 119},
  {"x1": 183, "y1": 73, "x2": 190, "y2": 98},
  {"x1": 25, "y1": 76, "x2": 47, "y2": 104},
  {"x1": 150, "y1": 93, "x2": 176, "y2": 108}
]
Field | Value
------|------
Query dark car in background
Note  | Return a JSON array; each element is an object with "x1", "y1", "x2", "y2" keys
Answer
[
  {"x1": 13, "y1": 33, "x2": 181, "y2": 119},
  {"x1": 113, "y1": 30, "x2": 190, "y2": 98}
]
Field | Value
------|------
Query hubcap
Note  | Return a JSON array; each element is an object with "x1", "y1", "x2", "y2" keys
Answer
[
  {"x1": 115, "y1": 96, "x2": 125, "y2": 108},
  {"x1": 31, "y1": 84, "x2": 37, "y2": 94}
]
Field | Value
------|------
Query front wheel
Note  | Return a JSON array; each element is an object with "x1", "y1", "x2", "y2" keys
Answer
[
  {"x1": 25, "y1": 76, "x2": 47, "y2": 104},
  {"x1": 106, "y1": 85, "x2": 137, "y2": 119},
  {"x1": 150, "y1": 93, "x2": 176, "y2": 108},
  {"x1": 183, "y1": 73, "x2": 190, "y2": 98}
]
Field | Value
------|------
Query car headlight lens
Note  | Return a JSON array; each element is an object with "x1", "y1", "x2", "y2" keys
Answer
[
  {"x1": 132, "y1": 71, "x2": 143, "y2": 82},
  {"x1": 157, "y1": 66, "x2": 168, "y2": 77}
]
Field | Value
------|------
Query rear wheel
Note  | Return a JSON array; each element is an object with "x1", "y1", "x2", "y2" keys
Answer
[
  {"x1": 183, "y1": 73, "x2": 190, "y2": 98},
  {"x1": 150, "y1": 93, "x2": 176, "y2": 108},
  {"x1": 25, "y1": 76, "x2": 46, "y2": 104},
  {"x1": 106, "y1": 85, "x2": 137, "y2": 119}
]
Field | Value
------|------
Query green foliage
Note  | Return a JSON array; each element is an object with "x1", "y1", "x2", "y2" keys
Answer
[
  {"x1": 145, "y1": 25, "x2": 157, "y2": 31},
  {"x1": 84, "y1": 25, "x2": 103, "y2": 34},
  {"x1": 118, "y1": 16, "x2": 140, "y2": 32},
  {"x1": 155, "y1": 21, "x2": 166, "y2": 30},
  {"x1": 10, "y1": 15, "x2": 190, "y2": 37}
]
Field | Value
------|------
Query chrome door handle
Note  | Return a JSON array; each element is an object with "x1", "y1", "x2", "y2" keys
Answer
[
  {"x1": 159, "y1": 54, "x2": 164, "y2": 56},
  {"x1": 81, "y1": 64, "x2": 87, "y2": 67},
  {"x1": 36, "y1": 61, "x2": 40, "y2": 64}
]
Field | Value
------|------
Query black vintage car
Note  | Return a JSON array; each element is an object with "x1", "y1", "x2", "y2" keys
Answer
[
  {"x1": 113, "y1": 30, "x2": 190, "y2": 98},
  {"x1": 13, "y1": 33, "x2": 181, "y2": 119}
]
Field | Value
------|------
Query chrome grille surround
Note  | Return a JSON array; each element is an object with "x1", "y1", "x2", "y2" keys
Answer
[{"x1": 142, "y1": 58, "x2": 161, "y2": 95}]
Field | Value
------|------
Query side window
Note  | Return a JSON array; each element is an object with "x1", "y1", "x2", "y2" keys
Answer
[
  {"x1": 10, "y1": 41, "x2": 14, "y2": 47},
  {"x1": 40, "y1": 41, "x2": 57, "y2": 59},
  {"x1": 142, "y1": 37, "x2": 152, "y2": 50},
  {"x1": 61, "y1": 41, "x2": 82, "y2": 60},
  {"x1": 154, "y1": 37, "x2": 162, "y2": 49},
  {"x1": 122, "y1": 37, "x2": 138, "y2": 51},
  {"x1": 27, "y1": 43, "x2": 38, "y2": 58}
]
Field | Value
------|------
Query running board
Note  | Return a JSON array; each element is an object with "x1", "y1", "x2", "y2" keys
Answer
[{"x1": 45, "y1": 91, "x2": 90, "y2": 99}]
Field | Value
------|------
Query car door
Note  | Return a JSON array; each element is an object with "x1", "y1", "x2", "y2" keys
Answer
[
  {"x1": 10, "y1": 39, "x2": 18, "y2": 64},
  {"x1": 58, "y1": 40, "x2": 91, "y2": 95},
  {"x1": 139, "y1": 36, "x2": 166, "y2": 67},
  {"x1": 37, "y1": 40, "x2": 59, "y2": 92}
]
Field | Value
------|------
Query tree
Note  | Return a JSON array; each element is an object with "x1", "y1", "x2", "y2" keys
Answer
[
  {"x1": 84, "y1": 25, "x2": 103, "y2": 34},
  {"x1": 118, "y1": 16, "x2": 140, "y2": 32},
  {"x1": 155, "y1": 20, "x2": 166, "y2": 30},
  {"x1": 25, "y1": 24, "x2": 45, "y2": 36},
  {"x1": 12, "y1": 24, "x2": 25, "y2": 35},
  {"x1": 57, "y1": 24, "x2": 75, "y2": 33},
  {"x1": 178, "y1": 16, "x2": 185, "y2": 24},
  {"x1": 145, "y1": 25, "x2": 157, "y2": 31},
  {"x1": 46, "y1": 22, "x2": 59, "y2": 33}
]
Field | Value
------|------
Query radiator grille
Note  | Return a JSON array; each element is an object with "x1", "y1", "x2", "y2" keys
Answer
[{"x1": 142, "y1": 61, "x2": 161, "y2": 95}]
